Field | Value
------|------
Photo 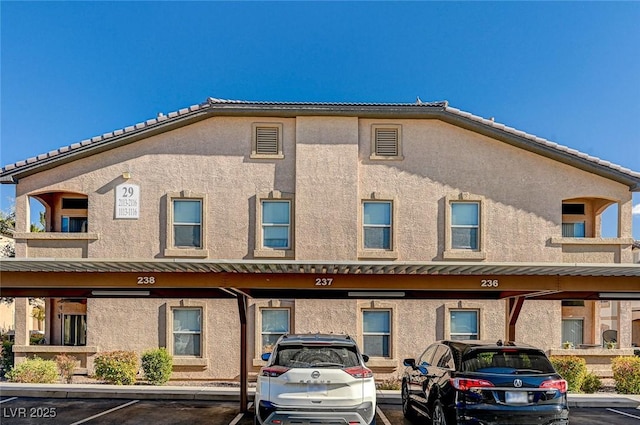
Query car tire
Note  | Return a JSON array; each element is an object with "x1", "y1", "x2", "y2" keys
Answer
[
  {"x1": 401, "y1": 381, "x2": 417, "y2": 419},
  {"x1": 431, "y1": 401, "x2": 448, "y2": 425},
  {"x1": 368, "y1": 418, "x2": 376, "y2": 425}
]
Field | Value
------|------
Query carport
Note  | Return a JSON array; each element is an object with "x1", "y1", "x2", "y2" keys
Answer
[{"x1": 1, "y1": 258, "x2": 639, "y2": 412}]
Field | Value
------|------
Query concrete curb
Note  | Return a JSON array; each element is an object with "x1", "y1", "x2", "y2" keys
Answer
[{"x1": 1, "y1": 384, "x2": 639, "y2": 409}]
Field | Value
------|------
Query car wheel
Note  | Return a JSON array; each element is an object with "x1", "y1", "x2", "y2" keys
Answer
[
  {"x1": 401, "y1": 381, "x2": 417, "y2": 419},
  {"x1": 431, "y1": 401, "x2": 448, "y2": 425}
]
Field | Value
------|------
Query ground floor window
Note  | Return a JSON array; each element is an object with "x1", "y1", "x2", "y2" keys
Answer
[
  {"x1": 63, "y1": 314, "x2": 86, "y2": 346},
  {"x1": 173, "y1": 308, "x2": 202, "y2": 356},
  {"x1": 562, "y1": 318, "x2": 584, "y2": 347},
  {"x1": 261, "y1": 309, "x2": 290, "y2": 353},
  {"x1": 450, "y1": 310, "x2": 479, "y2": 340},
  {"x1": 363, "y1": 310, "x2": 391, "y2": 357}
]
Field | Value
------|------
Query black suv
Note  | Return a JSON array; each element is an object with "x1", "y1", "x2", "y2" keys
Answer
[{"x1": 402, "y1": 340, "x2": 569, "y2": 425}]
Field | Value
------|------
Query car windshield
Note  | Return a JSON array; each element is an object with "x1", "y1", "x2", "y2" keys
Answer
[
  {"x1": 462, "y1": 349, "x2": 555, "y2": 374},
  {"x1": 272, "y1": 344, "x2": 361, "y2": 368}
]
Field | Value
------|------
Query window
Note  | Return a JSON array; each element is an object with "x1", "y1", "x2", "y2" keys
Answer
[
  {"x1": 450, "y1": 310, "x2": 479, "y2": 340},
  {"x1": 562, "y1": 319, "x2": 583, "y2": 347},
  {"x1": 262, "y1": 201, "x2": 290, "y2": 249},
  {"x1": 363, "y1": 201, "x2": 392, "y2": 250},
  {"x1": 252, "y1": 123, "x2": 283, "y2": 158},
  {"x1": 61, "y1": 216, "x2": 87, "y2": 233},
  {"x1": 370, "y1": 124, "x2": 402, "y2": 160},
  {"x1": 173, "y1": 308, "x2": 202, "y2": 356},
  {"x1": 562, "y1": 204, "x2": 585, "y2": 215},
  {"x1": 562, "y1": 222, "x2": 585, "y2": 237},
  {"x1": 62, "y1": 198, "x2": 88, "y2": 209},
  {"x1": 363, "y1": 310, "x2": 391, "y2": 357},
  {"x1": 173, "y1": 199, "x2": 202, "y2": 248},
  {"x1": 63, "y1": 314, "x2": 86, "y2": 346},
  {"x1": 451, "y1": 202, "x2": 479, "y2": 250},
  {"x1": 261, "y1": 309, "x2": 290, "y2": 353}
]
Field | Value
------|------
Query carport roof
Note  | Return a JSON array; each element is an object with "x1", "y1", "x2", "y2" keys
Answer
[{"x1": 1, "y1": 258, "x2": 638, "y2": 276}]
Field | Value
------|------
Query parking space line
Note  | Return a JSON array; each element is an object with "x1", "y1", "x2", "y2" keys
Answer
[
  {"x1": 69, "y1": 400, "x2": 139, "y2": 425},
  {"x1": 0, "y1": 397, "x2": 18, "y2": 404},
  {"x1": 376, "y1": 406, "x2": 392, "y2": 425},
  {"x1": 229, "y1": 402, "x2": 254, "y2": 425},
  {"x1": 607, "y1": 408, "x2": 640, "y2": 420}
]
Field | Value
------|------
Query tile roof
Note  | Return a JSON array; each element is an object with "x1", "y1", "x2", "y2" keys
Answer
[{"x1": 2, "y1": 97, "x2": 639, "y2": 189}]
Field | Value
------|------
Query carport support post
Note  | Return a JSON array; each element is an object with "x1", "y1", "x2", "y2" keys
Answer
[
  {"x1": 237, "y1": 293, "x2": 248, "y2": 413},
  {"x1": 507, "y1": 296, "x2": 525, "y2": 342}
]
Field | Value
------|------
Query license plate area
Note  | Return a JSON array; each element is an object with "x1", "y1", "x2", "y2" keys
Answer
[
  {"x1": 308, "y1": 383, "x2": 327, "y2": 395},
  {"x1": 505, "y1": 391, "x2": 529, "y2": 404}
]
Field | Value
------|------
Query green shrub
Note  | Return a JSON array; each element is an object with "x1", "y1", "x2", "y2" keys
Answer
[
  {"x1": 141, "y1": 348, "x2": 173, "y2": 385},
  {"x1": 94, "y1": 350, "x2": 139, "y2": 385},
  {"x1": 611, "y1": 356, "x2": 640, "y2": 394},
  {"x1": 375, "y1": 376, "x2": 401, "y2": 390},
  {"x1": 581, "y1": 372, "x2": 602, "y2": 393},
  {"x1": 55, "y1": 354, "x2": 78, "y2": 384},
  {"x1": 549, "y1": 355, "x2": 587, "y2": 392},
  {"x1": 6, "y1": 357, "x2": 59, "y2": 383},
  {"x1": 0, "y1": 340, "x2": 15, "y2": 377}
]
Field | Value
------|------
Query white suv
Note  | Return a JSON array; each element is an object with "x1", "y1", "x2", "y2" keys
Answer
[{"x1": 255, "y1": 334, "x2": 377, "y2": 425}]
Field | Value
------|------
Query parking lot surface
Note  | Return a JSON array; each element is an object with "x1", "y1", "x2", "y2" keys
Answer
[{"x1": 2, "y1": 396, "x2": 640, "y2": 424}]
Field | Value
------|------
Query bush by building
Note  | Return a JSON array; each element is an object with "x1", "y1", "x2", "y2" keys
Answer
[
  {"x1": 580, "y1": 372, "x2": 602, "y2": 393},
  {"x1": 6, "y1": 357, "x2": 58, "y2": 383},
  {"x1": 0, "y1": 339, "x2": 14, "y2": 377},
  {"x1": 55, "y1": 354, "x2": 78, "y2": 384},
  {"x1": 611, "y1": 356, "x2": 640, "y2": 394},
  {"x1": 141, "y1": 348, "x2": 173, "y2": 385},
  {"x1": 94, "y1": 350, "x2": 139, "y2": 385},
  {"x1": 549, "y1": 355, "x2": 587, "y2": 392}
]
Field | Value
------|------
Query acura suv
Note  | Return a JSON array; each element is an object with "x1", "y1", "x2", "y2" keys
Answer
[
  {"x1": 255, "y1": 333, "x2": 376, "y2": 425},
  {"x1": 402, "y1": 340, "x2": 569, "y2": 425}
]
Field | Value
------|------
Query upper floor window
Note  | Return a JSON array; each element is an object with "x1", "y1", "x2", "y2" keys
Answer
[
  {"x1": 451, "y1": 202, "x2": 480, "y2": 250},
  {"x1": 450, "y1": 310, "x2": 479, "y2": 340},
  {"x1": 562, "y1": 202, "x2": 586, "y2": 238},
  {"x1": 363, "y1": 201, "x2": 392, "y2": 250},
  {"x1": 173, "y1": 199, "x2": 202, "y2": 248},
  {"x1": 370, "y1": 124, "x2": 402, "y2": 160},
  {"x1": 252, "y1": 123, "x2": 284, "y2": 159},
  {"x1": 363, "y1": 310, "x2": 391, "y2": 357},
  {"x1": 61, "y1": 216, "x2": 87, "y2": 233},
  {"x1": 262, "y1": 200, "x2": 291, "y2": 249}
]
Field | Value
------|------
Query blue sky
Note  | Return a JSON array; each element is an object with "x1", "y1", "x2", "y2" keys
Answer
[{"x1": 1, "y1": 2, "x2": 639, "y2": 238}]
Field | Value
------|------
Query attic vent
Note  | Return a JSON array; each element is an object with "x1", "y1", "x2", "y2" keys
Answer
[
  {"x1": 256, "y1": 127, "x2": 279, "y2": 154},
  {"x1": 370, "y1": 125, "x2": 402, "y2": 160},
  {"x1": 375, "y1": 129, "x2": 398, "y2": 156},
  {"x1": 252, "y1": 123, "x2": 283, "y2": 158}
]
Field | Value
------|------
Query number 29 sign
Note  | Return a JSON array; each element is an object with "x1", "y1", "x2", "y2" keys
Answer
[{"x1": 115, "y1": 183, "x2": 140, "y2": 219}]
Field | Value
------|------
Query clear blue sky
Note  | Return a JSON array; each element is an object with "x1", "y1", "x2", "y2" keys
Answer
[{"x1": 1, "y1": 2, "x2": 639, "y2": 238}]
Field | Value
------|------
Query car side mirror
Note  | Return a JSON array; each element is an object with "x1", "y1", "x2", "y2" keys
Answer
[
  {"x1": 261, "y1": 353, "x2": 271, "y2": 361},
  {"x1": 362, "y1": 354, "x2": 369, "y2": 363},
  {"x1": 403, "y1": 358, "x2": 416, "y2": 368}
]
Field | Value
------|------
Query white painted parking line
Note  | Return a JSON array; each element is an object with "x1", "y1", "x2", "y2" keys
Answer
[
  {"x1": 0, "y1": 397, "x2": 18, "y2": 404},
  {"x1": 376, "y1": 406, "x2": 392, "y2": 425},
  {"x1": 607, "y1": 408, "x2": 640, "y2": 420},
  {"x1": 69, "y1": 400, "x2": 139, "y2": 425},
  {"x1": 229, "y1": 402, "x2": 253, "y2": 425}
]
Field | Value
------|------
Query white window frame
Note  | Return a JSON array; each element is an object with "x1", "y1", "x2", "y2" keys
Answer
[
  {"x1": 260, "y1": 308, "x2": 290, "y2": 353},
  {"x1": 443, "y1": 194, "x2": 486, "y2": 260},
  {"x1": 362, "y1": 201, "x2": 392, "y2": 250},
  {"x1": 370, "y1": 124, "x2": 403, "y2": 160},
  {"x1": 171, "y1": 307, "x2": 203, "y2": 357},
  {"x1": 251, "y1": 123, "x2": 284, "y2": 159},
  {"x1": 449, "y1": 309, "x2": 479, "y2": 340},
  {"x1": 254, "y1": 191, "x2": 295, "y2": 258},
  {"x1": 164, "y1": 191, "x2": 208, "y2": 258},
  {"x1": 362, "y1": 309, "x2": 392, "y2": 358},
  {"x1": 450, "y1": 202, "x2": 480, "y2": 250},
  {"x1": 261, "y1": 200, "x2": 291, "y2": 249}
]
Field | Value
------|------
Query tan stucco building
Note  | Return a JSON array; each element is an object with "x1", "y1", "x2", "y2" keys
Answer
[{"x1": 1, "y1": 98, "x2": 639, "y2": 381}]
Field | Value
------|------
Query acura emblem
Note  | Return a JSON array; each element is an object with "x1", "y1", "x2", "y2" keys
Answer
[
  {"x1": 513, "y1": 379, "x2": 523, "y2": 388},
  {"x1": 311, "y1": 371, "x2": 320, "y2": 379}
]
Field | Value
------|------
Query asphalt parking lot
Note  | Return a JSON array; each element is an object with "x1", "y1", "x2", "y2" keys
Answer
[{"x1": 2, "y1": 396, "x2": 640, "y2": 425}]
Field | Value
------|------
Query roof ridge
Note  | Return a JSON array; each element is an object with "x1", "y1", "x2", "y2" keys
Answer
[{"x1": 1, "y1": 98, "x2": 639, "y2": 183}]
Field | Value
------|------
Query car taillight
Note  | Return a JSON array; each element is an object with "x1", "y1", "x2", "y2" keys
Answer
[
  {"x1": 261, "y1": 366, "x2": 289, "y2": 377},
  {"x1": 343, "y1": 366, "x2": 373, "y2": 378},
  {"x1": 451, "y1": 378, "x2": 495, "y2": 391},
  {"x1": 540, "y1": 379, "x2": 567, "y2": 393}
]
